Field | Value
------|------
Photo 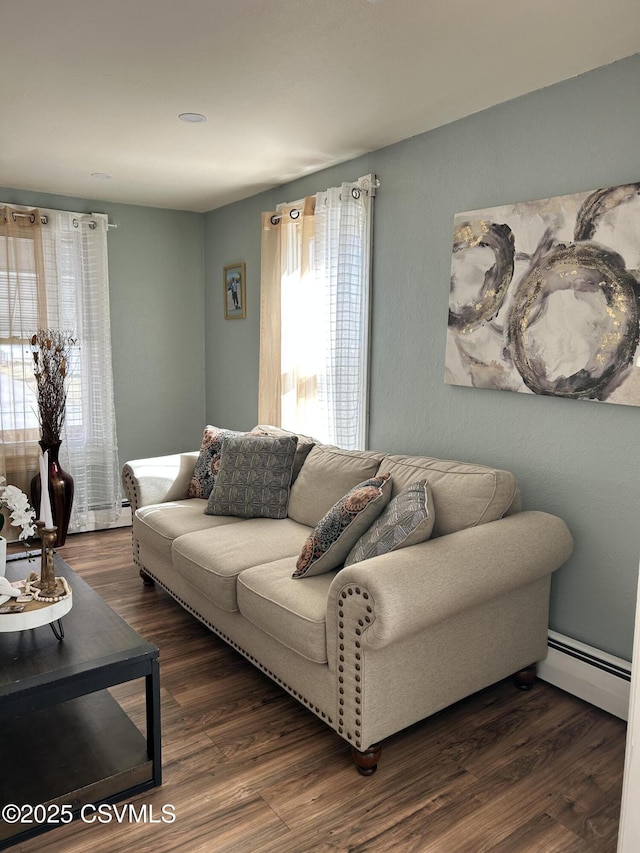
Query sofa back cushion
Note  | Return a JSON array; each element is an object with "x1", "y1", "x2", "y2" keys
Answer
[
  {"x1": 287, "y1": 444, "x2": 384, "y2": 528},
  {"x1": 252, "y1": 424, "x2": 315, "y2": 484},
  {"x1": 377, "y1": 455, "x2": 517, "y2": 537}
]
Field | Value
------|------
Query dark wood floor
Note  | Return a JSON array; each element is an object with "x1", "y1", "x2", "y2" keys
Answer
[{"x1": 13, "y1": 528, "x2": 626, "y2": 853}]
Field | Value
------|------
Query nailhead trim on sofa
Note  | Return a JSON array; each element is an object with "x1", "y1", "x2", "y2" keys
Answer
[
  {"x1": 337, "y1": 584, "x2": 374, "y2": 750},
  {"x1": 122, "y1": 467, "x2": 142, "y2": 568}
]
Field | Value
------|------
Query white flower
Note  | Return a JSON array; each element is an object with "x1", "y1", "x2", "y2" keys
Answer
[
  {"x1": 0, "y1": 478, "x2": 37, "y2": 541},
  {"x1": 3, "y1": 485, "x2": 30, "y2": 509}
]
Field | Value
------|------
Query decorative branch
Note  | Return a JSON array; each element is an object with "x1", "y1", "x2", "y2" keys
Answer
[{"x1": 31, "y1": 329, "x2": 78, "y2": 446}]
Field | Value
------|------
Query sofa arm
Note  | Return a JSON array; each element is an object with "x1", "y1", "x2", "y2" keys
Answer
[
  {"x1": 326, "y1": 511, "x2": 573, "y2": 654},
  {"x1": 121, "y1": 452, "x2": 199, "y2": 513}
]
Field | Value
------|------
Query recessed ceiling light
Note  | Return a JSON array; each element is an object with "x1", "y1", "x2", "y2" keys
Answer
[
  {"x1": 91, "y1": 172, "x2": 114, "y2": 180},
  {"x1": 178, "y1": 112, "x2": 207, "y2": 123}
]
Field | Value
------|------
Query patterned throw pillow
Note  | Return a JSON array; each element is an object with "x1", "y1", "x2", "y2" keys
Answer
[
  {"x1": 292, "y1": 474, "x2": 392, "y2": 578},
  {"x1": 206, "y1": 433, "x2": 298, "y2": 519},
  {"x1": 187, "y1": 426, "x2": 244, "y2": 498},
  {"x1": 344, "y1": 480, "x2": 434, "y2": 567}
]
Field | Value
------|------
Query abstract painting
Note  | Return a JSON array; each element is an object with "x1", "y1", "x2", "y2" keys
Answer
[{"x1": 445, "y1": 182, "x2": 640, "y2": 406}]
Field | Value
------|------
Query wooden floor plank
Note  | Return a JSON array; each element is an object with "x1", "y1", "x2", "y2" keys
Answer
[
  {"x1": 12, "y1": 528, "x2": 628, "y2": 853},
  {"x1": 488, "y1": 812, "x2": 595, "y2": 853},
  {"x1": 546, "y1": 774, "x2": 625, "y2": 850}
]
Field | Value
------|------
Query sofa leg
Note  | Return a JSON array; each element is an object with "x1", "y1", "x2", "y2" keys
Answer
[
  {"x1": 514, "y1": 664, "x2": 537, "y2": 690},
  {"x1": 140, "y1": 569, "x2": 155, "y2": 587},
  {"x1": 351, "y1": 744, "x2": 381, "y2": 775}
]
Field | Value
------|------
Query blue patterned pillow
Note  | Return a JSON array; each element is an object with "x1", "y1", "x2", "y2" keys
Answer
[
  {"x1": 188, "y1": 425, "x2": 244, "y2": 498},
  {"x1": 293, "y1": 474, "x2": 392, "y2": 578},
  {"x1": 344, "y1": 480, "x2": 434, "y2": 566}
]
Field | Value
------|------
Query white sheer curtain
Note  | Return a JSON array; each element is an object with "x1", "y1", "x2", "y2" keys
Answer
[
  {"x1": 0, "y1": 205, "x2": 121, "y2": 534},
  {"x1": 259, "y1": 175, "x2": 375, "y2": 450}
]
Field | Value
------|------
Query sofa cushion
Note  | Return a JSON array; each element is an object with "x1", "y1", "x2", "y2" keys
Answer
[
  {"x1": 252, "y1": 424, "x2": 315, "y2": 484},
  {"x1": 135, "y1": 499, "x2": 242, "y2": 560},
  {"x1": 187, "y1": 425, "x2": 244, "y2": 499},
  {"x1": 376, "y1": 455, "x2": 518, "y2": 537},
  {"x1": 238, "y1": 558, "x2": 336, "y2": 663},
  {"x1": 206, "y1": 433, "x2": 298, "y2": 519},
  {"x1": 171, "y1": 518, "x2": 312, "y2": 611},
  {"x1": 344, "y1": 480, "x2": 435, "y2": 567},
  {"x1": 293, "y1": 474, "x2": 392, "y2": 578},
  {"x1": 287, "y1": 444, "x2": 384, "y2": 527}
]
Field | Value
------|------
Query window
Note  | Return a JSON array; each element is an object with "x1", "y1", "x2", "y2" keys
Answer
[
  {"x1": 0, "y1": 226, "x2": 41, "y2": 446},
  {"x1": 259, "y1": 175, "x2": 376, "y2": 449},
  {"x1": 0, "y1": 205, "x2": 120, "y2": 531}
]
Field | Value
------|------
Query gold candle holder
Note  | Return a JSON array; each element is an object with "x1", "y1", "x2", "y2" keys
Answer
[{"x1": 33, "y1": 520, "x2": 65, "y2": 599}]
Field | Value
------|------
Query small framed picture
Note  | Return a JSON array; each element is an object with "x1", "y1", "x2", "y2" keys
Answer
[{"x1": 223, "y1": 262, "x2": 246, "y2": 319}]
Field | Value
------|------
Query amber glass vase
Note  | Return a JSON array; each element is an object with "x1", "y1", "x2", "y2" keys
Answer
[{"x1": 30, "y1": 440, "x2": 74, "y2": 547}]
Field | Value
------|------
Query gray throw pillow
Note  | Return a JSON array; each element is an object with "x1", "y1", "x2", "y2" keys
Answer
[
  {"x1": 344, "y1": 480, "x2": 434, "y2": 567},
  {"x1": 206, "y1": 433, "x2": 298, "y2": 519},
  {"x1": 292, "y1": 474, "x2": 392, "y2": 578}
]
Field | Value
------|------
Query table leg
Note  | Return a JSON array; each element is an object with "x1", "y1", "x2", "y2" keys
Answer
[
  {"x1": 145, "y1": 657, "x2": 162, "y2": 786},
  {"x1": 49, "y1": 619, "x2": 65, "y2": 640}
]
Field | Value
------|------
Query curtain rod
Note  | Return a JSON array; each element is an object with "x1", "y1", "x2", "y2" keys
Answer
[
  {"x1": 4, "y1": 209, "x2": 117, "y2": 229},
  {"x1": 270, "y1": 174, "x2": 380, "y2": 224}
]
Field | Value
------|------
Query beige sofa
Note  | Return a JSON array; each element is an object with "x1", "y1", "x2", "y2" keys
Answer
[{"x1": 122, "y1": 427, "x2": 573, "y2": 774}]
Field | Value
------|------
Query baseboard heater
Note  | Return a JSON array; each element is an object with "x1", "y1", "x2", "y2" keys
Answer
[
  {"x1": 538, "y1": 630, "x2": 631, "y2": 721},
  {"x1": 68, "y1": 501, "x2": 132, "y2": 531}
]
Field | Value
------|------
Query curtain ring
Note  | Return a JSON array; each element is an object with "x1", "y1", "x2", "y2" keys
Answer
[
  {"x1": 73, "y1": 219, "x2": 79, "y2": 228},
  {"x1": 270, "y1": 214, "x2": 281, "y2": 225},
  {"x1": 351, "y1": 188, "x2": 361, "y2": 200},
  {"x1": 10, "y1": 212, "x2": 36, "y2": 223},
  {"x1": 289, "y1": 208, "x2": 300, "y2": 220}
]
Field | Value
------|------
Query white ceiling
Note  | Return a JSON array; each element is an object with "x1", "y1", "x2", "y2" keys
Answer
[{"x1": 1, "y1": 0, "x2": 639, "y2": 213}]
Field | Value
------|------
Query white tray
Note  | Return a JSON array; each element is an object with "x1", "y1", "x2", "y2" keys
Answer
[{"x1": 0, "y1": 579, "x2": 72, "y2": 633}]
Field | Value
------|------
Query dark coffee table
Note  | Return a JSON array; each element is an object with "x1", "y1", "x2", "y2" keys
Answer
[{"x1": 0, "y1": 552, "x2": 161, "y2": 849}]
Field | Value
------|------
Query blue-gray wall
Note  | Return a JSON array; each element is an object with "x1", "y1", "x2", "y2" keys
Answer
[
  {"x1": 203, "y1": 54, "x2": 640, "y2": 661},
  {"x1": 0, "y1": 187, "x2": 206, "y2": 466}
]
